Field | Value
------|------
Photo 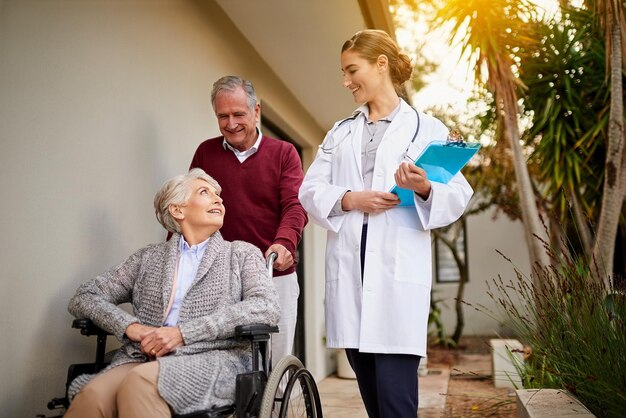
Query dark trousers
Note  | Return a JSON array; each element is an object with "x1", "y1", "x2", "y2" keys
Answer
[
  {"x1": 345, "y1": 349, "x2": 421, "y2": 418},
  {"x1": 355, "y1": 224, "x2": 421, "y2": 417}
]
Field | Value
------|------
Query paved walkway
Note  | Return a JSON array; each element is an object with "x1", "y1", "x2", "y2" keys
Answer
[{"x1": 317, "y1": 365, "x2": 451, "y2": 417}]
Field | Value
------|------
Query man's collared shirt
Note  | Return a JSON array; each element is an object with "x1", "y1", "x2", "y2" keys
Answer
[
  {"x1": 163, "y1": 235, "x2": 211, "y2": 326},
  {"x1": 223, "y1": 129, "x2": 263, "y2": 163}
]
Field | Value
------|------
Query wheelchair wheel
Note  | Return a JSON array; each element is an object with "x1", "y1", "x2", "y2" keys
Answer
[{"x1": 259, "y1": 355, "x2": 322, "y2": 418}]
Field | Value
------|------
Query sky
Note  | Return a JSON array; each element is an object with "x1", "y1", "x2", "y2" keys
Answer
[{"x1": 393, "y1": 0, "x2": 562, "y2": 112}]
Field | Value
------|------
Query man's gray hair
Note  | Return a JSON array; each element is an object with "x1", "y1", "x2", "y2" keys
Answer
[
  {"x1": 153, "y1": 168, "x2": 222, "y2": 233},
  {"x1": 210, "y1": 75, "x2": 258, "y2": 112}
]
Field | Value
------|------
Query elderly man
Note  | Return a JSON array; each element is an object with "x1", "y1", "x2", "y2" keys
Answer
[
  {"x1": 65, "y1": 168, "x2": 279, "y2": 418},
  {"x1": 189, "y1": 76, "x2": 307, "y2": 367}
]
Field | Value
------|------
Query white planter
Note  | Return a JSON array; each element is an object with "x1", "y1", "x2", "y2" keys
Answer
[
  {"x1": 418, "y1": 355, "x2": 428, "y2": 377},
  {"x1": 490, "y1": 338, "x2": 524, "y2": 388},
  {"x1": 336, "y1": 349, "x2": 356, "y2": 379}
]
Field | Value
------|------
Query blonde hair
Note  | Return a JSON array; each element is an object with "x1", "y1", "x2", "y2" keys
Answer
[
  {"x1": 342, "y1": 29, "x2": 412, "y2": 93},
  {"x1": 153, "y1": 168, "x2": 221, "y2": 233}
]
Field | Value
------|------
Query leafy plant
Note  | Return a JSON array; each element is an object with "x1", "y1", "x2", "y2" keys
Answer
[
  {"x1": 483, "y1": 244, "x2": 626, "y2": 417},
  {"x1": 428, "y1": 291, "x2": 456, "y2": 348},
  {"x1": 518, "y1": 5, "x2": 609, "y2": 238}
]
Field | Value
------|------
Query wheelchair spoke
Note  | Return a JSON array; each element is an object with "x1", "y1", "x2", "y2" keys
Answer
[
  {"x1": 278, "y1": 369, "x2": 321, "y2": 418},
  {"x1": 259, "y1": 355, "x2": 322, "y2": 418}
]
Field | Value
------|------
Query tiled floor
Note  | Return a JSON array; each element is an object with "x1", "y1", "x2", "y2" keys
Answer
[
  {"x1": 317, "y1": 376, "x2": 369, "y2": 417},
  {"x1": 317, "y1": 366, "x2": 451, "y2": 417}
]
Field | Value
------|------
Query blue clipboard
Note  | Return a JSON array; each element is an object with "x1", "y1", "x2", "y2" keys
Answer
[{"x1": 390, "y1": 140, "x2": 480, "y2": 207}]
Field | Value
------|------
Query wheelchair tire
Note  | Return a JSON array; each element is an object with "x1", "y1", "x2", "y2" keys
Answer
[{"x1": 259, "y1": 355, "x2": 322, "y2": 418}]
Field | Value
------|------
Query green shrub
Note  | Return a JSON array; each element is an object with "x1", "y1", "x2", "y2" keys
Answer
[
  {"x1": 428, "y1": 291, "x2": 456, "y2": 348},
  {"x1": 486, "y1": 249, "x2": 626, "y2": 417}
]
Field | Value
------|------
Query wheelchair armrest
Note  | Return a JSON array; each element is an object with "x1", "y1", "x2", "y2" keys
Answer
[
  {"x1": 72, "y1": 318, "x2": 111, "y2": 337},
  {"x1": 72, "y1": 319, "x2": 112, "y2": 364},
  {"x1": 234, "y1": 324, "x2": 279, "y2": 342}
]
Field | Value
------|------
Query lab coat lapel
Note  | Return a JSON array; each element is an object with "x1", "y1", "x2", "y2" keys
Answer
[
  {"x1": 382, "y1": 100, "x2": 418, "y2": 154},
  {"x1": 350, "y1": 114, "x2": 365, "y2": 177},
  {"x1": 377, "y1": 101, "x2": 419, "y2": 190}
]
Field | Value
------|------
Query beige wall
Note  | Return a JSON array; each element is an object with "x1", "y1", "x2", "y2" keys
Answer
[
  {"x1": 433, "y1": 208, "x2": 531, "y2": 338},
  {"x1": 0, "y1": 1, "x2": 327, "y2": 416}
]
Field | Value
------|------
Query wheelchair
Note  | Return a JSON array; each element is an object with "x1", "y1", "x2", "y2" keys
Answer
[
  {"x1": 40, "y1": 251, "x2": 323, "y2": 418},
  {"x1": 40, "y1": 319, "x2": 323, "y2": 418}
]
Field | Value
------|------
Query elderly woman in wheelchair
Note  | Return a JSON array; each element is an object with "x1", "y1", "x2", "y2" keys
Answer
[{"x1": 64, "y1": 168, "x2": 280, "y2": 418}]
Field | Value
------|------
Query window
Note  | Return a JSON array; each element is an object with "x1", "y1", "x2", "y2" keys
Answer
[{"x1": 434, "y1": 219, "x2": 468, "y2": 283}]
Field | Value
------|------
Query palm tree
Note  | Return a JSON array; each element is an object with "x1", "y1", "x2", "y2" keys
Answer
[
  {"x1": 519, "y1": 5, "x2": 608, "y2": 259},
  {"x1": 435, "y1": 0, "x2": 551, "y2": 290},
  {"x1": 586, "y1": 0, "x2": 625, "y2": 287}
]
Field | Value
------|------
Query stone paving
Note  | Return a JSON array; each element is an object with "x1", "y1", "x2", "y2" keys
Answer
[{"x1": 317, "y1": 365, "x2": 451, "y2": 417}]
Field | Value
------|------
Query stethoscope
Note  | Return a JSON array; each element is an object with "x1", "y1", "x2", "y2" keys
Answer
[{"x1": 320, "y1": 106, "x2": 421, "y2": 162}]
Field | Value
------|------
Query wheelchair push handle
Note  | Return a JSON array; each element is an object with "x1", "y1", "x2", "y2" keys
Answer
[{"x1": 266, "y1": 252, "x2": 278, "y2": 277}]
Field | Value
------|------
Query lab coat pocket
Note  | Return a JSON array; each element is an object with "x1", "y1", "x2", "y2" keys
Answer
[
  {"x1": 394, "y1": 226, "x2": 430, "y2": 285},
  {"x1": 325, "y1": 248, "x2": 343, "y2": 283}
]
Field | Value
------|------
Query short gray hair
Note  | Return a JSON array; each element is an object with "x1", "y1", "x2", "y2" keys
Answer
[
  {"x1": 210, "y1": 75, "x2": 258, "y2": 112},
  {"x1": 153, "y1": 168, "x2": 222, "y2": 233}
]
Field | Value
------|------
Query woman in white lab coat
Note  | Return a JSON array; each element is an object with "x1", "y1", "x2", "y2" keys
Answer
[{"x1": 299, "y1": 30, "x2": 473, "y2": 418}]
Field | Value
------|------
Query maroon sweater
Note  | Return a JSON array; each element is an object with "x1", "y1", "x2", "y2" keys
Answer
[{"x1": 190, "y1": 135, "x2": 308, "y2": 276}]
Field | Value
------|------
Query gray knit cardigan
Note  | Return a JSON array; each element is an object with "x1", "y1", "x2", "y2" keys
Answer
[{"x1": 67, "y1": 231, "x2": 280, "y2": 415}]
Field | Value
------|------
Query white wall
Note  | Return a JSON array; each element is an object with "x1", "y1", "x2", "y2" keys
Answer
[
  {"x1": 433, "y1": 207, "x2": 531, "y2": 338},
  {"x1": 0, "y1": 1, "x2": 326, "y2": 416}
]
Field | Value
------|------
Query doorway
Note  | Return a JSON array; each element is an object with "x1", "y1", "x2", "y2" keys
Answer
[{"x1": 261, "y1": 116, "x2": 306, "y2": 364}]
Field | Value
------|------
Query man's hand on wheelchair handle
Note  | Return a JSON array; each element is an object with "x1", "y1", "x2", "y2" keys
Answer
[{"x1": 265, "y1": 243, "x2": 293, "y2": 271}]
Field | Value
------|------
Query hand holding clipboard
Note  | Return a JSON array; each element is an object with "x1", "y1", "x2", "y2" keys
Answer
[{"x1": 391, "y1": 133, "x2": 480, "y2": 207}]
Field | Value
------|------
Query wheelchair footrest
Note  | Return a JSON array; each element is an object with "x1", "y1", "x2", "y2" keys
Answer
[
  {"x1": 172, "y1": 404, "x2": 236, "y2": 418},
  {"x1": 235, "y1": 371, "x2": 267, "y2": 418},
  {"x1": 47, "y1": 396, "x2": 68, "y2": 410}
]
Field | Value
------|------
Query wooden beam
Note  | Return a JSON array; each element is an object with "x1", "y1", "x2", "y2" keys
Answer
[{"x1": 357, "y1": 0, "x2": 396, "y2": 36}]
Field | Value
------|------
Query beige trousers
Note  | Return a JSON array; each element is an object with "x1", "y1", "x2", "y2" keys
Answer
[
  {"x1": 64, "y1": 361, "x2": 171, "y2": 418},
  {"x1": 271, "y1": 272, "x2": 299, "y2": 369}
]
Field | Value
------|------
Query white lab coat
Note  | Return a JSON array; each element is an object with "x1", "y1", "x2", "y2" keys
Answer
[{"x1": 299, "y1": 99, "x2": 473, "y2": 356}]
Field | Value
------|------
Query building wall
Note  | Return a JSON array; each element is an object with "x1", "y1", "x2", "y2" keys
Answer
[
  {"x1": 0, "y1": 1, "x2": 326, "y2": 416},
  {"x1": 433, "y1": 208, "x2": 531, "y2": 338}
]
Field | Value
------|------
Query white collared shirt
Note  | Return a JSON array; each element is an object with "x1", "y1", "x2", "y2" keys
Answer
[
  {"x1": 163, "y1": 235, "x2": 211, "y2": 326},
  {"x1": 222, "y1": 128, "x2": 263, "y2": 163}
]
